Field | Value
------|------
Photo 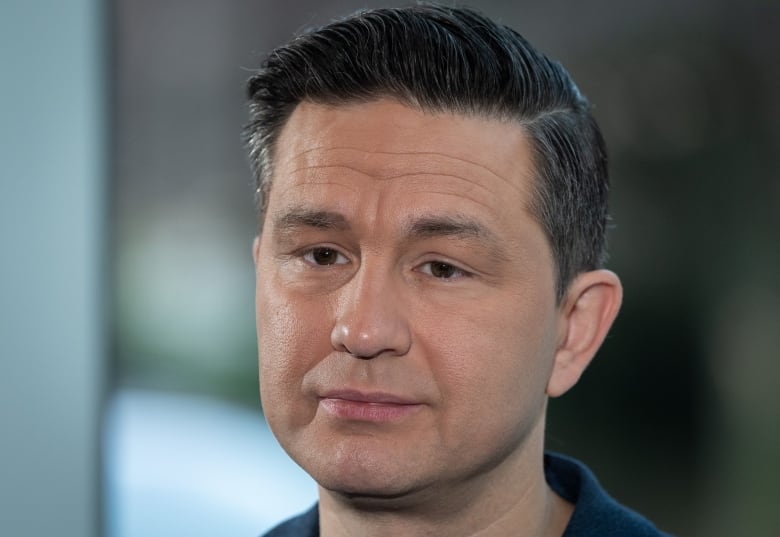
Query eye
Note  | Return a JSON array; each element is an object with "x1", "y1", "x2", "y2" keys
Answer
[
  {"x1": 419, "y1": 261, "x2": 469, "y2": 280},
  {"x1": 302, "y1": 247, "x2": 349, "y2": 266}
]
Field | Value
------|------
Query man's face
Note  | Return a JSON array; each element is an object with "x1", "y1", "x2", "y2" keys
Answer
[{"x1": 254, "y1": 99, "x2": 564, "y2": 501}]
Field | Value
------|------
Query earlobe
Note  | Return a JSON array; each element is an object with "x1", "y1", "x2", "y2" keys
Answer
[
  {"x1": 252, "y1": 236, "x2": 261, "y2": 266},
  {"x1": 546, "y1": 269, "x2": 623, "y2": 398}
]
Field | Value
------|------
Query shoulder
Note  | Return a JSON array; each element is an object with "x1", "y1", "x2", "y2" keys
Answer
[
  {"x1": 260, "y1": 504, "x2": 319, "y2": 537},
  {"x1": 545, "y1": 452, "x2": 673, "y2": 537}
]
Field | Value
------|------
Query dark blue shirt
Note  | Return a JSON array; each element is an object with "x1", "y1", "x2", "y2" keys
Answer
[{"x1": 262, "y1": 452, "x2": 671, "y2": 536}]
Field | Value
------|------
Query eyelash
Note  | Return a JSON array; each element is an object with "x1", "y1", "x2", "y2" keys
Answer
[
  {"x1": 417, "y1": 260, "x2": 471, "y2": 280},
  {"x1": 297, "y1": 246, "x2": 472, "y2": 281},
  {"x1": 300, "y1": 246, "x2": 350, "y2": 267}
]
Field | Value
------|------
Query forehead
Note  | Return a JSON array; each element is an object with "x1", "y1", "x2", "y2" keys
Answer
[{"x1": 268, "y1": 99, "x2": 538, "y2": 228}]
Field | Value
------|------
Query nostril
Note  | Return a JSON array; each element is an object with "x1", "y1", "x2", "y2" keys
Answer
[
  {"x1": 331, "y1": 324, "x2": 377, "y2": 358},
  {"x1": 330, "y1": 324, "x2": 352, "y2": 354},
  {"x1": 330, "y1": 320, "x2": 410, "y2": 359}
]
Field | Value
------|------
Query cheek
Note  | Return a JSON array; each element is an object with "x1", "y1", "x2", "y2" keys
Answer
[
  {"x1": 425, "y1": 291, "x2": 557, "y2": 441},
  {"x1": 256, "y1": 270, "x2": 332, "y2": 413}
]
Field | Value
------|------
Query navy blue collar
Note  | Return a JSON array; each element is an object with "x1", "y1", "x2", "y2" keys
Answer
[{"x1": 262, "y1": 452, "x2": 670, "y2": 536}]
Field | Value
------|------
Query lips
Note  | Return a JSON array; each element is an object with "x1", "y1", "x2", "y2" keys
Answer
[{"x1": 318, "y1": 389, "x2": 423, "y2": 422}]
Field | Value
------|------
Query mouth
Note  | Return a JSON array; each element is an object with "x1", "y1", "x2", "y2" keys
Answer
[{"x1": 318, "y1": 389, "x2": 424, "y2": 422}]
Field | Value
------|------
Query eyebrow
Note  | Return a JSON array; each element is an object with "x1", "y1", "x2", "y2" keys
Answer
[
  {"x1": 273, "y1": 207, "x2": 349, "y2": 234},
  {"x1": 271, "y1": 207, "x2": 508, "y2": 261},
  {"x1": 406, "y1": 215, "x2": 487, "y2": 240},
  {"x1": 404, "y1": 214, "x2": 509, "y2": 262}
]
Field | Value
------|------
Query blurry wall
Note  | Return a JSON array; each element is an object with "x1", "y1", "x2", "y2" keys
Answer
[
  {"x1": 112, "y1": 1, "x2": 780, "y2": 536},
  {"x1": 0, "y1": 1, "x2": 106, "y2": 536}
]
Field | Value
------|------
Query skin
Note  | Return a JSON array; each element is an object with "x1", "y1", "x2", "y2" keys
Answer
[{"x1": 253, "y1": 99, "x2": 622, "y2": 537}]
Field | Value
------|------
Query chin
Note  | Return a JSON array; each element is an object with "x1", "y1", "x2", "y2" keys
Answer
[
  {"x1": 298, "y1": 440, "x2": 429, "y2": 503},
  {"x1": 312, "y1": 458, "x2": 409, "y2": 496},
  {"x1": 318, "y1": 476, "x2": 429, "y2": 511}
]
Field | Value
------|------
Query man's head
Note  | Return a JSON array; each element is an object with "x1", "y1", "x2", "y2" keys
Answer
[
  {"x1": 247, "y1": 4, "x2": 622, "y2": 526},
  {"x1": 246, "y1": 4, "x2": 609, "y2": 301}
]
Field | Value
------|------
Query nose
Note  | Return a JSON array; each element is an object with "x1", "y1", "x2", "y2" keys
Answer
[{"x1": 330, "y1": 266, "x2": 412, "y2": 359}]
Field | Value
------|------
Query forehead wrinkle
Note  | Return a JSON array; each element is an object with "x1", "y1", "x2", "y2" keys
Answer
[
  {"x1": 282, "y1": 167, "x2": 516, "y2": 209},
  {"x1": 278, "y1": 145, "x2": 527, "y2": 196},
  {"x1": 372, "y1": 149, "x2": 522, "y2": 194},
  {"x1": 285, "y1": 163, "x2": 373, "y2": 178},
  {"x1": 275, "y1": 146, "x2": 366, "y2": 175},
  {"x1": 419, "y1": 189, "x2": 499, "y2": 213},
  {"x1": 272, "y1": 174, "x2": 361, "y2": 199},
  {"x1": 292, "y1": 146, "x2": 508, "y2": 182},
  {"x1": 281, "y1": 163, "x2": 500, "y2": 201}
]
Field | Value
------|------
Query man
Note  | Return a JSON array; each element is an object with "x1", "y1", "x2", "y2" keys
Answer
[{"x1": 245, "y1": 5, "x2": 669, "y2": 536}]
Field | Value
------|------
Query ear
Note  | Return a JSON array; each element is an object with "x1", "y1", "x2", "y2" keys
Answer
[
  {"x1": 252, "y1": 236, "x2": 261, "y2": 266},
  {"x1": 547, "y1": 269, "x2": 623, "y2": 398}
]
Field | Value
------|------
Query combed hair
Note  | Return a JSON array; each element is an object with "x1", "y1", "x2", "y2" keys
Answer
[{"x1": 244, "y1": 4, "x2": 609, "y2": 301}]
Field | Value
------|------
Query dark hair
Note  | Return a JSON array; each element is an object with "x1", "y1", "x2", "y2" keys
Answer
[{"x1": 244, "y1": 4, "x2": 609, "y2": 301}]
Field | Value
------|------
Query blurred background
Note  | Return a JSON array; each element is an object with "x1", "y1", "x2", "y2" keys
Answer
[{"x1": 2, "y1": 0, "x2": 778, "y2": 536}]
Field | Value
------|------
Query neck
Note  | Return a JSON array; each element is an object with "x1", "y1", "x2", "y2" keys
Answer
[{"x1": 318, "y1": 423, "x2": 573, "y2": 537}]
